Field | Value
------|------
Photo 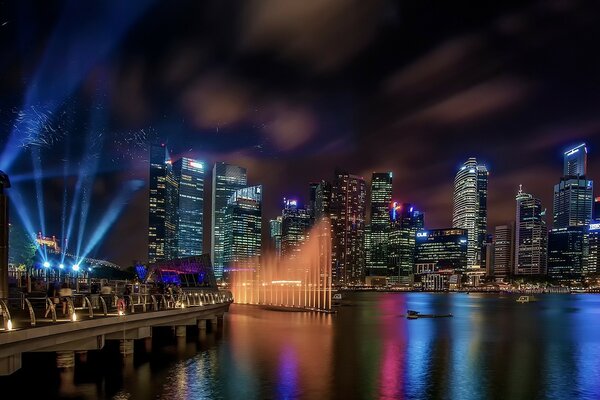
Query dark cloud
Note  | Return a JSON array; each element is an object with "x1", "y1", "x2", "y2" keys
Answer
[{"x1": 1, "y1": 0, "x2": 600, "y2": 266}]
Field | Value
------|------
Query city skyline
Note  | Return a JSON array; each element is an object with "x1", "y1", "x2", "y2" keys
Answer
[{"x1": 1, "y1": 1, "x2": 600, "y2": 268}]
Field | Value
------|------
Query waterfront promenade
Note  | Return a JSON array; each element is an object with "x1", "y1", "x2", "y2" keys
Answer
[{"x1": 0, "y1": 284, "x2": 232, "y2": 375}]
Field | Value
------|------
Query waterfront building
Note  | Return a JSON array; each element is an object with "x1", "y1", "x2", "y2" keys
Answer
[
  {"x1": 223, "y1": 185, "x2": 262, "y2": 279},
  {"x1": 452, "y1": 158, "x2": 489, "y2": 268},
  {"x1": 148, "y1": 144, "x2": 170, "y2": 263},
  {"x1": 171, "y1": 158, "x2": 205, "y2": 258},
  {"x1": 331, "y1": 170, "x2": 367, "y2": 285},
  {"x1": 366, "y1": 172, "x2": 393, "y2": 277},
  {"x1": 414, "y1": 228, "x2": 468, "y2": 271},
  {"x1": 387, "y1": 202, "x2": 424, "y2": 283},
  {"x1": 493, "y1": 224, "x2": 514, "y2": 280},
  {"x1": 212, "y1": 162, "x2": 247, "y2": 280},
  {"x1": 514, "y1": 186, "x2": 547, "y2": 276},
  {"x1": 483, "y1": 234, "x2": 494, "y2": 277},
  {"x1": 553, "y1": 144, "x2": 593, "y2": 229},
  {"x1": 269, "y1": 217, "x2": 282, "y2": 260},
  {"x1": 548, "y1": 226, "x2": 586, "y2": 280},
  {"x1": 587, "y1": 222, "x2": 600, "y2": 275},
  {"x1": 281, "y1": 198, "x2": 311, "y2": 259}
]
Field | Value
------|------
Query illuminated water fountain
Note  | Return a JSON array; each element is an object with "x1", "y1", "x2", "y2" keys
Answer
[{"x1": 231, "y1": 219, "x2": 334, "y2": 312}]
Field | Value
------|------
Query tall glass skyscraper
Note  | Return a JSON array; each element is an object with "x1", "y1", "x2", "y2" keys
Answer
[
  {"x1": 553, "y1": 144, "x2": 593, "y2": 229},
  {"x1": 388, "y1": 202, "x2": 424, "y2": 283},
  {"x1": 171, "y1": 158, "x2": 204, "y2": 258},
  {"x1": 211, "y1": 162, "x2": 247, "y2": 280},
  {"x1": 149, "y1": 146, "x2": 205, "y2": 263},
  {"x1": 452, "y1": 158, "x2": 488, "y2": 268},
  {"x1": 223, "y1": 185, "x2": 262, "y2": 279},
  {"x1": 366, "y1": 172, "x2": 392, "y2": 276},
  {"x1": 515, "y1": 186, "x2": 547, "y2": 276},
  {"x1": 332, "y1": 170, "x2": 367, "y2": 285},
  {"x1": 148, "y1": 144, "x2": 170, "y2": 264},
  {"x1": 281, "y1": 198, "x2": 311, "y2": 259}
]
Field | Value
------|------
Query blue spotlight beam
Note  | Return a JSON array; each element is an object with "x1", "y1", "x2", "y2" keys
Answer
[
  {"x1": 0, "y1": 1, "x2": 156, "y2": 172},
  {"x1": 75, "y1": 98, "x2": 107, "y2": 259},
  {"x1": 8, "y1": 186, "x2": 42, "y2": 258},
  {"x1": 31, "y1": 146, "x2": 47, "y2": 260},
  {"x1": 79, "y1": 180, "x2": 144, "y2": 261}
]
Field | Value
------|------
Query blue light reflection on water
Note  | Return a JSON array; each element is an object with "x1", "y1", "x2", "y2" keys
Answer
[{"x1": 4, "y1": 293, "x2": 600, "y2": 399}]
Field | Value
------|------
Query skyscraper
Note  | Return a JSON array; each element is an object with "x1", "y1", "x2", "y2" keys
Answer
[
  {"x1": 308, "y1": 182, "x2": 319, "y2": 223},
  {"x1": 149, "y1": 146, "x2": 206, "y2": 263},
  {"x1": 171, "y1": 158, "x2": 204, "y2": 257},
  {"x1": 212, "y1": 162, "x2": 247, "y2": 280},
  {"x1": 388, "y1": 202, "x2": 424, "y2": 283},
  {"x1": 493, "y1": 224, "x2": 514, "y2": 279},
  {"x1": 515, "y1": 186, "x2": 547, "y2": 276},
  {"x1": 452, "y1": 158, "x2": 488, "y2": 269},
  {"x1": 332, "y1": 170, "x2": 367, "y2": 285},
  {"x1": 148, "y1": 144, "x2": 170, "y2": 264},
  {"x1": 553, "y1": 144, "x2": 593, "y2": 229},
  {"x1": 587, "y1": 223, "x2": 600, "y2": 275},
  {"x1": 548, "y1": 226, "x2": 585, "y2": 279},
  {"x1": 281, "y1": 199, "x2": 311, "y2": 259},
  {"x1": 223, "y1": 185, "x2": 262, "y2": 278},
  {"x1": 366, "y1": 172, "x2": 393, "y2": 276},
  {"x1": 414, "y1": 228, "x2": 468, "y2": 271},
  {"x1": 269, "y1": 216, "x2": 282, "y2": 259},
  {"x1": 564, "y1": 143, "x2": 587, "y2": 176}
]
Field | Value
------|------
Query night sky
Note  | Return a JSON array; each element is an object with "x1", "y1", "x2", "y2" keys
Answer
[{"x1": 1, "y1": 0, "x2": 600, "y2": 266}]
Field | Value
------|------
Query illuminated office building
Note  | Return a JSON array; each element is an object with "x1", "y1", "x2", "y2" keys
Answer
[
  {"x1": 414, "y1": 228, "x2": 468, "y2": 271},
  {"x1": 171, "y1": 158, "x2": 205, "y2": 258},
  {"x1": 366, "y1": 172, "x2": 393, "y2": 277},
  {"x1": 548, "y1": 226, "x2": 585, "y2": 279},
  {"x1": 212, "y1": 162, "x2": 247, "y2": 280},
  {"x1": 587, "y1": 223, "x2": 600, "y2": 275},
  {"x1": 148, "y1": 144, "x2": 171, "y2": 263},
  {"x1": 553, "y1": 144, "x2": 593, "y2": 229},
  {"x1": 332, "y1": 170, "x2": 367, "y2": 285},
  {"x1": 452, "y1": 158, "x2": 488, "y2": 268},
  {"x1": 269, "y1": 216, "x2": 282, "y2": 259},
  {"x1": 493, "y1": 224, "x2": 514, "y2": 279},
  {"x1": 514, "y1": 186, "x2": 547, "y2": 276},
  {"x1": 223, "y1": 186, "x2": 262, "y2": 278},
  {"x1": 388, "y1": 202, "x2": 424, "y2": 283},
  {"x1": 281, "y1": 199, "x2": 311, "y2": 259}
]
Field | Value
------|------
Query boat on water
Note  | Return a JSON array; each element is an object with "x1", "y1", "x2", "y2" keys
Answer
[
  {"x1": 516, "y1": 295, "x2": 538, "y2": 303},
  {"x1": 406, "y1": 310, "x2": 453, "y2": 319}
]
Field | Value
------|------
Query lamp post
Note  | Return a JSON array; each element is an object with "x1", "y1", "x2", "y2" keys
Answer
[{"x1": 0, "y1": 171, "x2": 10, "y2": 300}]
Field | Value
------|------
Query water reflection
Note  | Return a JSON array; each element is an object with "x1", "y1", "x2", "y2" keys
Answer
[{"x1": 3, "y1": 293, "x2": 600, "y2": 399}]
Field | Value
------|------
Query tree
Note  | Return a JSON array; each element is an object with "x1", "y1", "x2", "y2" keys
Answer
[{"x1": 8, "y1": 222, "x2": 37, "y2": 267}]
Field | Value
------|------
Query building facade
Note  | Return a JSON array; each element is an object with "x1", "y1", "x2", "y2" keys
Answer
[
  {"x1": 171, "y1": 158, "x2": 205, "y2": 258},
  {"x1": 514, "y1": 187, "x2": 547, "y2": 276},
  {"x1": 553, "y1": 144, "x2": 593, "y2": 229},
  {"x1": 587, "y1": 223, "x2": 600, "y2": 275},
  {"x1": 331, "y1": 171, "x2": 367, "y2": 285},
  {"x1": 223, "y1": 185, "x2": 262, "y2": 279},
  {"x1": 281, "y1": 199, "x2": 311, "y2": 259},
  {"x1": 547, "y1": 226, "x2": 586, "y2": 280},
  {"x1": 366, "y1": 172, "x2": 393, "y2": 276},
  {"x1": 148, "y1": 144, "x2": 170, "y2": 264},
  {"x1": 452, "y1": 158, "x2": 488, "y2": 268},
  {"x1": 388, "y1": 202, "x2": 424, "y2": 283},
  {"x1": 493, "y1": 224, "x2": 514, "y2": 279},
  {"x1": 211, "y1": 162, "x2": 247, "y2": 280},
  {"x1": 269, "y1": 216, "x2": 282, "y2": 260},
  {"x1": 414, "y1": 228, "x2": 468, "y2": 271}
]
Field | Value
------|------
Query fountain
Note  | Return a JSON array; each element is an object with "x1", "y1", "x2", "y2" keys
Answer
[{"x1": 230, "y1": 219, "x2": 334, "y2": 312}]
